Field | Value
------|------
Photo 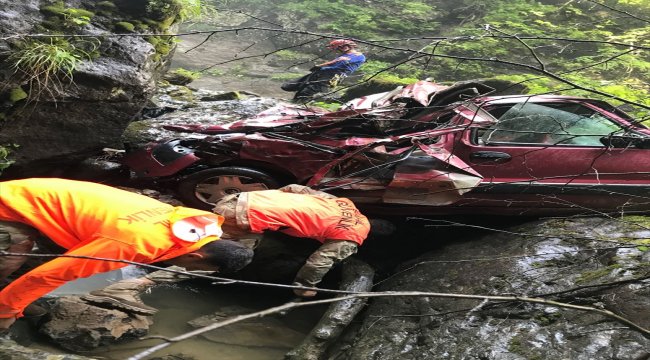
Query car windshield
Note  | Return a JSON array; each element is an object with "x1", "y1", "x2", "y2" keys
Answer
[{"x1": 480, "y1": 102, "x2": 623, "y2": 146}]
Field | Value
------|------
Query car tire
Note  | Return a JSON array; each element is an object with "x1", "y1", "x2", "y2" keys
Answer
[{"x1": 177, "y1": 167, "x2": 281, "y2": 210}]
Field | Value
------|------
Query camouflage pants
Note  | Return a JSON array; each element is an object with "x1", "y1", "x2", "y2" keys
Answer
[
  {"x1": 294, "y1": 240, "x2": 358, "y2": 287},
  {"x1": 0, "y1": 221, "x2": 40, "y2": 283}
]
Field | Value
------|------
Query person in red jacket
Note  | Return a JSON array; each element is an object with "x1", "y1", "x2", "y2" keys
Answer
[
  {"x1": 0, "y1": 178, "x2": 254, "y2": 330},
  {"x1": 214, "y1": 184, "x2": 392, "y2": 297}
]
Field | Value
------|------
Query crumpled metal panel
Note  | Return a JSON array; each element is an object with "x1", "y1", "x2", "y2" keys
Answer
[{"x1": 381, "y1": 142, "x2": 482, "y2": 205}]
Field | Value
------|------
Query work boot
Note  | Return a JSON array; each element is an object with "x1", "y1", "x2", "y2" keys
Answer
[
  {"x1": 81, "y1": 278, "x2": 158, "y2": 316},
  {"x1": 23, "y1": 303, "x2": 47, "y2": 318}
]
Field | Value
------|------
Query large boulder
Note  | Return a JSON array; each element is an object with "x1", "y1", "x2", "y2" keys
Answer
[
  {"x1": 335, "y1": 216, "x2": 650, "y2": 359},
  {"x1": 0, "y1": 0, "x2": 184, "y2": 177}
]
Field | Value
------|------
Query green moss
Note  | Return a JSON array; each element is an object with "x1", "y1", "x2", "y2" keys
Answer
[
  {"x1": 310, "y1": 101, "x2": 341, "y2": 111},
  {"x1": 622, "y1": 215, "x2": 650, "y2": 227},
  {"x1": 576, "y1": 264, "x2": 621, "y2": 284},
  {"x1": 115, "y1": 21, "x2": 135, "y2": 32},
  {"x1": 40, "y1": 2, "x2": 67, "y2": 16},
  {"x1": 508, "y1": 337, "x2": 524, "y2": 354},
  {"x1": 40, "y1": 3, "x2": 94, "y2": 28},
  {"x1": 534, "y1": 312, "x2": 561, "y2": 326},
  {"x1": 205, "y1": 69, "x2": 223, "y2": 77},
  {"x1": 145, "y1": 35, "x2": 177, "y2": 63},
  {"x1": 168, "y1": 85, "x2": 195, "y2": 102},
  {"x1": 507, "y1": 336, "x2": 543, "y2": 360},
  {"x1": 9, "y1": 88, "x2": 28, "y2": 102},
  {"x1": 66, "y1": 8, "x2": 95, "y2": 18},
  {"x1": 131, "y1": 21, "x2": 149, "y2": 31},
  {"x1": 97, "y1": 1, "x2": 116, "y2": 9},
  {"x1": 173, "y1": 68, "x2": 200, "y2": 80}
]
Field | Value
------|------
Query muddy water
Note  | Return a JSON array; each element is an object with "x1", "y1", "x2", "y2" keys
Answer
[{"x1": 86, "y1": 284, "x2": 325, "y2": 360}]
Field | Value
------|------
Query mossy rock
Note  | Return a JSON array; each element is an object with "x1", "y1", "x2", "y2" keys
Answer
[
  {"x1": 96, "y1": 1, "x2": 117, "y2": 9},
  {"x1": 199, "y1": 91, "x2": 242, "y2": 101},
  {"x1": 167, "y1": 86, "x2": 196, "y2": 102},
  {"x1": 115, "y1": 21, "x2": 135, "y2": 32},
  {"x1": 40, "y1": 3, "x2": 67, "y2": 16},
  {"x1": 164, "y1": 68, "x2": 201, "y2": 85},
  {"x1": 41, "y1": 5, "x2": 94, "y2": 19}
]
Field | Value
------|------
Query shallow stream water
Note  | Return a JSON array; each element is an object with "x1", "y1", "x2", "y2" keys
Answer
[
  {"x1": 32, "y1": 277, "x2": 326, "y2": 360},
  {"x1": 91, "y1": 284, "x2": 325, "y2": 360}
]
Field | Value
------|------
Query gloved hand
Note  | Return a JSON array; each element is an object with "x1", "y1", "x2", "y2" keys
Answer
[
  {"x1": 309, "y1": 65, "x2": 321, "y2": 72},
  {"x1": 0, "y1": 316, "x2": 16, "y2": 331}
]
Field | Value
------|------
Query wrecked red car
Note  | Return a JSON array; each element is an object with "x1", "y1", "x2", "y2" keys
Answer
[{"x1": 122, "y1": 81, "x2": 650, "y2": 216}]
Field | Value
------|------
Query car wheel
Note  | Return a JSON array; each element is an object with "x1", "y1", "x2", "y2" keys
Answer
[{"x1": 177, "y1": 167, "x2": 281, "y2": 210}]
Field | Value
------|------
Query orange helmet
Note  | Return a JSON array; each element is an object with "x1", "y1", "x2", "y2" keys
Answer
[{"x1": 327, "y1": 39, "x2": 357, "y2": 50}]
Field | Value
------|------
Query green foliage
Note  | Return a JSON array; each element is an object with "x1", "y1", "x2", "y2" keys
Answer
[
  {"x1": 146, "y1": 0, "x2": 203, "y2": 27},
  {"x1": 360, "y1": 60, "x2": 421, "y2": 84},
  {"x1": 8, "y1": 38, "x2": 96, "y2": 98},
  {"x1": 10, "y1": 39, "x2": 89, "y2": 79},
  {"x1": 273, "y1": 0, "x2": 439, "y2": 39},
  {"x1": 146, "y1": 35, "x2": 178, "y2": 63},
  {"x1": 0, "y1": 145, "x2": 17, "y2": 174},
  {"x1": 190, "y1": 0, "x2": 650, "y2": 113}
]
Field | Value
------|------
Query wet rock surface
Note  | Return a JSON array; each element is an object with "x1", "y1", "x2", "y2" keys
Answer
[
  {"x1": 39, "y1": 296, "x2": 151, "y2": 352},
  {"x1": 0, "y1": 337, "x2": 95, "y2": 359},
  {"x1": 337, "y1": 217, "x2": 650, "y2": 360},
  {"x1": 121, "y1": 85, "x2": 281, "y2": 145},
  {"x1": 0, "y1": 0, "x2": 176, "y2": 177}
]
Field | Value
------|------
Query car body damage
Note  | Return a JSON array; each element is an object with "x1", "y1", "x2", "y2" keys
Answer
[{"x1": 122, "y1": 80, "x2": 650, "y2": 215}]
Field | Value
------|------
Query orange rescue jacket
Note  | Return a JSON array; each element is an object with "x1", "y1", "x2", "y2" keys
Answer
[
  {"x1": 0, "y1": 178, "x2": 223, "y2": 318},
  {"x1": 245, "y1": 190, "x2": 370, "y2": 244}
]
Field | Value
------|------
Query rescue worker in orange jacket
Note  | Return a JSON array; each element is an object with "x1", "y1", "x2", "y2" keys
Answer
[
  {"x1": 214, "y1": 184, "x2": 390, "y2": 297},
  {"x1": 0, "y1": 178, "x2": 254, "y2": 330}
]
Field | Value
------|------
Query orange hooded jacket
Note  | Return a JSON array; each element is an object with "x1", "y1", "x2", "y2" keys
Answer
[
  {"x1": 244, "y1": 190, "x2": 370, "y2": 244},
  {"x1": 0, "y1": 178, "x2": 223, "y2": 318}
]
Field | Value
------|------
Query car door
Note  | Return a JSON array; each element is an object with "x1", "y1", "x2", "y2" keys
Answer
[{"x1": 452, "y1": 100, "x2": 650, "y2": 213}]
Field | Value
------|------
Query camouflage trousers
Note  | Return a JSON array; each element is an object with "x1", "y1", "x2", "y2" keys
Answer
[
  {"x1": 0, "y1": 221, "x2": 40, "y2": 283},
  {"x1": 294, "y1": 240, "x2": 358, "y2": 287}
]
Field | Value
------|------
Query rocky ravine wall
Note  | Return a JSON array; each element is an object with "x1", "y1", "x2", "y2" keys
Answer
[
  {"x1": 334, "y1": 216, "x2": 650, "y2": 360},
  {"x1": 0, "y1": 0, "x2": 181, "y2": 177}
]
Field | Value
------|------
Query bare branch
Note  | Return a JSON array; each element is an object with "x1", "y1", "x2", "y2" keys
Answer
[
  {"x1": 586, "y1": 0, "x2": 650, "y2": 25},
  {"x1": 488, "y1": 26, "x2": 546, "y2": 71}
]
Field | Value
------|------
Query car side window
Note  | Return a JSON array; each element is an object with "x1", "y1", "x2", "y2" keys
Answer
[{"x1": 479, "y1": 102, "x2": 622, "y2": 146}]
